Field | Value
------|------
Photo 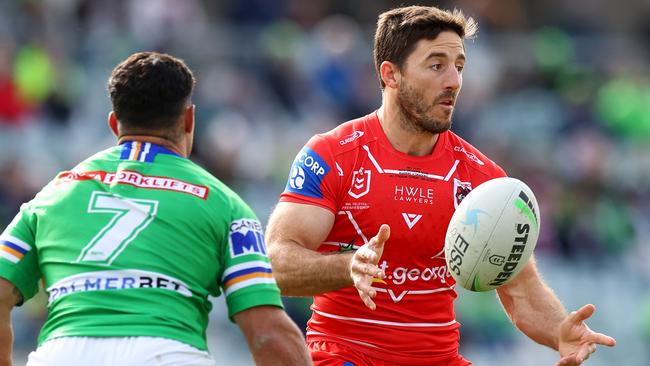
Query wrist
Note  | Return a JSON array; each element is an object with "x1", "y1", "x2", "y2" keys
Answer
[
  {"x1": 553, "y1": 314, "x2": 568, "y2": 351},
  {"x1": 341, "y1": 251, "x2": 355, "y2": 285}
]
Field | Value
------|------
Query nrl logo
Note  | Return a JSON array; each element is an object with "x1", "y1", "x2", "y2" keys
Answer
[{"x1": 348, "y1": 167, "x2": 371, "y2": 199}]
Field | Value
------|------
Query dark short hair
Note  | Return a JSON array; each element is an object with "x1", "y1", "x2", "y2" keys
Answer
[
  {"x1": 374, "y1": 6, "x2": 478, "y2": 89},
  {"x1": 108, "y1": 52, "x2": 196, "y2": 131}
]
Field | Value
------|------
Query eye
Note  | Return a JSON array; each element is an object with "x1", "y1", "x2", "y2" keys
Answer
[
  {"x1": 456, "y1": 65, "x2": 464, "y2": 73},
  {"x1": 431, "y1": 64, "x2": 442, "y2": 71}
]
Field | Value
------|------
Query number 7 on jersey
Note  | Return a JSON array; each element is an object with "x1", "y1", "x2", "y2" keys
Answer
[{"x1": 76, "y1": 191, "x2": 158, "y2": 265}]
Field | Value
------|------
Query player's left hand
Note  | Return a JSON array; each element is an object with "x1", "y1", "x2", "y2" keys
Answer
[{"x1": 554, "y1": 304, "x2": 616, "y2": 366}]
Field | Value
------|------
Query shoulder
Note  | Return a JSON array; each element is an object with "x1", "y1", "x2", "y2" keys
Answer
[
  {"x1": 183, "y1": 161, "x2": 250, "y2": 209},
  {"x1": 307, "y1": 113, "x2": 378, "y2": 157},
  {"x1": 68, "y1": 145, "x2": 120, "y2": 172},
  {"x1": 445, "y1": 131, "x2": 507, "y2": 178}
]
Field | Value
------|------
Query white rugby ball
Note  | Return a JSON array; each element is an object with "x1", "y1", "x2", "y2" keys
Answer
[{"x1": 444, "y1": 177, "x2": 540, "y2": 292}]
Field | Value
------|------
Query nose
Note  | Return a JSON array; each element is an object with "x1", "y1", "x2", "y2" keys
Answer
[{"x1": 443, "y1": 67, "x2": 462, "y2": 91}]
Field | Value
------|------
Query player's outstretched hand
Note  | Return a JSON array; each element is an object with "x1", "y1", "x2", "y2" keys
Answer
[
  {"x1": 554, "y1": 304, "x2": 616, "y2": 366},
  {"x1": 350, "y1": 224, "x2": 390, "y2": 310}
]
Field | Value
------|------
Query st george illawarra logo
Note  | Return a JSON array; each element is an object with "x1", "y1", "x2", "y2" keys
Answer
[
  {"x1": 348, "y1": 167, "x2": 371, "y2": 199},
  {"x1": 453, "y1": 178, "x2": 472, "y2": 208}
]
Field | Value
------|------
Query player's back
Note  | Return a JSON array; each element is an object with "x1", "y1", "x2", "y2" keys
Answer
[{"x1": 6, "y1": 141, "x2": 261, "y2": 351}]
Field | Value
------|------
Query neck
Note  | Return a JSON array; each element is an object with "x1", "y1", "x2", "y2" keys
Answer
[
  {"x1": 377, "y1": 100, "x2": 439, "y2": 156},
  {"x1": 117, "y1": 135, "x2": 187, "y2": 157}
]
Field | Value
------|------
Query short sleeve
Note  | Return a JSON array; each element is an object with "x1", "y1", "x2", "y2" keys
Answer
[
  {"x1": 0, "y1": 203, "x2": 42, "y2": 305},
  {"x1": 491, "y1": 163, "x2": 507, "y2": 179},
  {"x1": 219, "y1": 196, "x2": 283, "y2": 319},
  {"x1": 280, "y1": 134, "x2": 339, "y2": 213}
]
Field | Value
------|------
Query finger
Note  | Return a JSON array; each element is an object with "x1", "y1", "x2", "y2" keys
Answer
[
  {"x1": 555, "y1": 355, "x2": 578, "y2": 366},
  {"x1": 355, "y1": 285, "x2": 376, "y2": 310},
  {"x1": 568, "y1": 304, "x2": 595, "y2": 324},
  {"x1": 353, "y1": 275, "x2": 374, "y2": 296},
  {"x1": 576, "y1": 343, "x2": 593, "y2": 363},
  {"x1": 585, "y1": 331, "x2": 617, "y2": 347},
  {"x1": 355, "y1": 247, "x2": 378, "y2": 263},
  {"x1": 584, "y1": 344, "x2": 597, "y2": 361},
  {"x1": 358, "y1": 285, "x2": 377, "y2": 299},
  {"x1": 369, "y1": 224, "x2": 391, "y2": 251},
  {"x1": 363, "y1": 295, "x2": 376, "y2": 310},
  {"x1": 351, "y1": 262, "x2": 383, "y2": 278}
]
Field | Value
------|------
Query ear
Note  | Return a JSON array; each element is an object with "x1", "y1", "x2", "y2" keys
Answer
[
  {"x1": 184, "y1": 104, "x2": 195, "y2": 134},
  {"x1": 380, "y1": 61, "x2": 401, "y2": 89},
  {"x1": 108, "y1": 112, "x2": 119, "y2": 137}
]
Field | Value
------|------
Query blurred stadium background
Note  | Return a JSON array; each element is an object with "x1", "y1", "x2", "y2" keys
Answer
[{"x1": 1, "y1": 0, "x2": 649, "y2": 364}]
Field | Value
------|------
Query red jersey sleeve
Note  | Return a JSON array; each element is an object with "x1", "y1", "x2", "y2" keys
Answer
[{"x1": 280, "y1": 134, "x2": 340, "y2": 213}]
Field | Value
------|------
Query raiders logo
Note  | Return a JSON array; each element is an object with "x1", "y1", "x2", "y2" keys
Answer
[{"x1": 453, "y1": 178, "x2": 472, "y2": 208}]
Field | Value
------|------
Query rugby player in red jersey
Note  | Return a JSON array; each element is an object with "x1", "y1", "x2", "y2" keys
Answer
[{"x1": 266, "y1": 5, "x2": 616, "y2": 366}]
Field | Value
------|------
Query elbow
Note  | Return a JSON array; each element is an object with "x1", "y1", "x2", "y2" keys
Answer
[
  {"x1": 267, "y1": 241, "x2": 282, "y2": 265},
  {"x1": 0, "y1": 278, "x2": 20, "y2": 310},
  {"x1": 251, "y1": 327, "x2": 302, "y2": 349},
  {"x1": 267, "y1": 243, "x2": 292, "y2": 293},
  {"x1": 249, "y1": 322, "x2": 307, "y2": 360}
]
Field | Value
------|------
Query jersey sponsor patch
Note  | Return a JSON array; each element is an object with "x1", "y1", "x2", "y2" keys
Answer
[
  {"x1": 0, "y1": 234, "x2": 32, "y2": 263},
  {"x1": 46, "y1": 269, "x2": 192, "y2": 305},
  {"x1": 229, "y1": 219, "x2": 267, "y2": 258},
  {"x1": 57, "y1": 170, "x2": 209, "y2": 199},
  {"x1": 222, "y1": 260, "x2": 275, "y2": 295},
  {"x1": 285, "y1": 147, "x2": 330, "y2": 199}
]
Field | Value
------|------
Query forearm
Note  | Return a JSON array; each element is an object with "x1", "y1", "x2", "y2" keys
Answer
[
  {"x1": 237, "y1": 307, "x2": 311, "y2": 365},
  {"x1": 0, "y1": 308, "x2": 12, "y2": 366},
  {"x1": 497, "y1": 260, "x2": 567, "y2": 350},
  {"x1": 268, "y1": 240, "x2": 353, "y2": 296},
  {"x1": 248, "y1": 319, "x2": 311, "y2": 365},
  {"x1": 0, "y1": 278, "x2": 17, "y2": 366}
]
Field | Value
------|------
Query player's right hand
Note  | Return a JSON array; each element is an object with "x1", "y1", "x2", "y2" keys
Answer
[{"x1": 350, "y1": 224, "x2": 390, "y2": 310}]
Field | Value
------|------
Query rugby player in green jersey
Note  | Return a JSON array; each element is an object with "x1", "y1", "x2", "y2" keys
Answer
[{"x1": 0, "y1": 52, "x2": 311, "y2": 366}]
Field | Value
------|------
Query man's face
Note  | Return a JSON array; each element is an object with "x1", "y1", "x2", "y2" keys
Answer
[{"x1": 396, "y1": 31, "x2": 465, "y2": 134}]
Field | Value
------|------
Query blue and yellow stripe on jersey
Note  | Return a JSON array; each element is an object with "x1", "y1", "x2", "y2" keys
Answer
[
  {"x1": 222, "y1": 261, "x2": 275, "y2": 296},
  {"x1": 120, "y1": 141, "x2": 180, "y2": 163},
  {"x1": 0, "y1": 234, "x2": 32, "y2": 264}
]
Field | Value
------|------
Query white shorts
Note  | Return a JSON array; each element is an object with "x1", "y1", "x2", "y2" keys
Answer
[{"x1": 26, "y1": 336, "x2": 217, "y2": 366}]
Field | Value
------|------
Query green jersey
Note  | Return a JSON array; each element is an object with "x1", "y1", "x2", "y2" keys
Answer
[{"x1": 0, "y1": 141, "x2": 283, "y2": 351}]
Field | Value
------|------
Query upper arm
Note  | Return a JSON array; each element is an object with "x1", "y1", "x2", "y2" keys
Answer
[
  {"x1": 0, "y1": 206, "x2": 41, "y2": 305},
  {"x1": 218, "y1": 194, "x2": 284, "y2": 318},
  {"x1": 270, "y1": 133, "x2": 340, "y2": 251},
  {"x1": 266, "y1": 201, "x2": 335, "y2": 251}
]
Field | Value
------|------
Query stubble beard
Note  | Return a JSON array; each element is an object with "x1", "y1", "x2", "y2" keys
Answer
[{"x1": 396, "y1": 80, "x2": 455, "y2": 135}]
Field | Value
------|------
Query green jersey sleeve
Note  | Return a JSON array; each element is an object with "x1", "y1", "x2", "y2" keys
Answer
[
  {"x1": 219, "y1": 195, "x2": 283, "y2": 318},
  {"x1": 0, "y1": 203, "x2": 42, "y2": 304}
]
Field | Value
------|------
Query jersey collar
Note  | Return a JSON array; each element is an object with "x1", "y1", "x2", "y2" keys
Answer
[{"x1": 119, "y1": 140, "x2": 181, "y2": 163}]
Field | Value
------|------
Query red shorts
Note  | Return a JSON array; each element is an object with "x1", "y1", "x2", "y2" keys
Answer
[{"x1": 308, "y1": 340, "x2": 473, "y2": 366}]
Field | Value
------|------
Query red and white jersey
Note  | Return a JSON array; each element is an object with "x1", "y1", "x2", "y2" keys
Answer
[{"x1": 280, "y1": 112, "x2": 506, "y2": 364}]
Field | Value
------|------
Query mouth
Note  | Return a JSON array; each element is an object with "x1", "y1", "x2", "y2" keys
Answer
[{"x1": 438, "y1": 99, "x2": 455, "y2": 108}]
